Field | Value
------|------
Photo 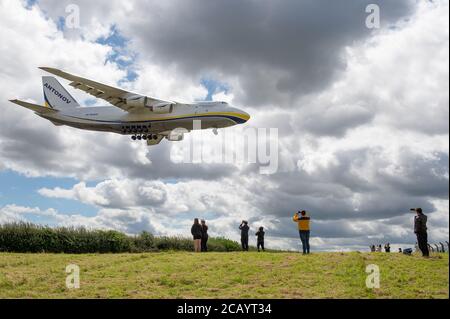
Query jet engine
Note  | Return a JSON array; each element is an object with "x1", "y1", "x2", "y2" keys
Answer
[
  {"x1": 126, "y1": 96, "x2": 173, "y2": 113},
  {"x1": 149, "y1": 102, "x2": 173, "y2": 114}
]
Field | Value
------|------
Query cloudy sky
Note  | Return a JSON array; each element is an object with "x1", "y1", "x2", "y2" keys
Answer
[{"x1": 0, "y1": 0, "x2": 448, "y2": 251}]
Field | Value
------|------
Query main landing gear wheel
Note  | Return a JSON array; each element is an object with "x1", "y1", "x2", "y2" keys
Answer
[{"x1": 131, "y1": 134, "x2": 159, "y2": 141}]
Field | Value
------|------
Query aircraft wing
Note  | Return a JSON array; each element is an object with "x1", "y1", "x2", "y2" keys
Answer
[{"x1": 39, "y1": 67, "x2": 174, "y2": 113}]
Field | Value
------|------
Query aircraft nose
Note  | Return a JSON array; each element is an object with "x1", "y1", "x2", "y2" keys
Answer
[
  {"x1": 240, "y1": 110, "x2": 250, "y2": 123},
  {"x1": 229, "y1": 106, "x2": 250, "y2": 123}
]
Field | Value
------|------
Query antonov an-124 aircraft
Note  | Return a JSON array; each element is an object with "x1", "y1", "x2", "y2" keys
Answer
[{"x1": 9, "y1": 67, "x2": 250, "y2": 145}]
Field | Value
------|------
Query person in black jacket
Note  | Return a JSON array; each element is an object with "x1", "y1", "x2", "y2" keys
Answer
[
  {"x1": 191, "y1": 218, "x2": 202, "y2": 252},
  {"x1": 239, "y1": 220, "x2": 249, "y2": 251},
  {"x1": 412, "y1": 208, "x2": 429, "y2": 257},
  {"x1": 255, "y1": 226, "x2": 265, "y2": 252},
  {"x1": 200, "y1": 219, "x2": 208, "y2": 252}
]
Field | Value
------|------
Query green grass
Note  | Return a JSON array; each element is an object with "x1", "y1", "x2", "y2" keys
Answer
[{"x1": 0, "y1": 251, "x2": 447, "y2": 298}]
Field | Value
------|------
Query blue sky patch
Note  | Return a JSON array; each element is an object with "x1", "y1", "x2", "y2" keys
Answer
[
  {"x1": 96, "y1": 25, "x2": 138, "y2": 83},
  {"x1": 200, "y1": 78, "x2": 230, "y2": 101},
  {"x1": 0, "y1": 170, "x2": 97, "y2": 217},
  {"x1": 25, "y1": 0, "x2": 38, "y2": 9}
]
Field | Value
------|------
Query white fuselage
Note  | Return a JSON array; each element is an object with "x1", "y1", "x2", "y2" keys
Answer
[{"x1": 39, "y1": 101, "x2": 250, "y2": 135}]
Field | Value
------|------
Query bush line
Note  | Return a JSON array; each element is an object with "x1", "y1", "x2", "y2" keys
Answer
[{"x1": 0, "y1": 222, "x2": 243, "y2": 253}]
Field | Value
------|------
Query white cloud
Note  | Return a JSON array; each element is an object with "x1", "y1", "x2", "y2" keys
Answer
[{"x1": 0, "y1": 1, "x2": 448, "y2": 251}]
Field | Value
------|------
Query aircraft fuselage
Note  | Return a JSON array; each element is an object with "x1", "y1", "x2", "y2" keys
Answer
[{"x1": 38, "y1": 101, "x2": 250, "y2": 135}]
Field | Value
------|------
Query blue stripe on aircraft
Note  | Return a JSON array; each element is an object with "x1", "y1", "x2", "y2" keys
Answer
[
  {"x1": 43, "y1": 90, "x2": 53, "y2": 108},
  {"x1": 64, "y1": 114, "x2": 247, "y2": 124}
]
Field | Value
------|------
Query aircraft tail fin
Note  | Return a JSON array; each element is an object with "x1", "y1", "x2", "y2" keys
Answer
[
  {"x1": 9, "y1": 99, "x2": 58, "y2": 114},
  {"x1": 42, "y1": 76, "x2": 80, "y2": 110}
]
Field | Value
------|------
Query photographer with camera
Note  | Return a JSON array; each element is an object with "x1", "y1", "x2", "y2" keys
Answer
[
  {"x1": 293, "y1": 210, "x2": 311, "y2": 254},
  {"x1": 239, "y1": 220, "x2": 249, "y2": 251},
  {"x1": 411, "y1": 208, "x2": 429, "y2": 257}
]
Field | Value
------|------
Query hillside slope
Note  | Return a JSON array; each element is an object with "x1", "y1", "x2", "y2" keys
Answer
[{"x1": 0, "y1": 252, "x2": 447, "y2": 298}]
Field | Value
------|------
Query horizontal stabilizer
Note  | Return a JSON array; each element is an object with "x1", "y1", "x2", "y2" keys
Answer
[{"x1": 9, "y1": 99, "x2": 57, "y2": 114}]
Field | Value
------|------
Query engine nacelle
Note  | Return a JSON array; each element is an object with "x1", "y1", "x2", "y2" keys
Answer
[
  {"x1": 126, "y1": 96, "x2": 173, "y2": 114},
  {"x1": 150, "y1": 102, "x2": 174, "y2": 114},
  {"x1": 126, "y1": 96, "x2": 148, "y2": 108}
]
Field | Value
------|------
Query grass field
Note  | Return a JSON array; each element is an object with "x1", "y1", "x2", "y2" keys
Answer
[{"x1": 0, "y1": 251, "x2": 448, "y2": 299}]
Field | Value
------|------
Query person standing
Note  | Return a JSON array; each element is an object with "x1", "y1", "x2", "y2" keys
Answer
[
  {"x1": 293, "y1": 210, "x2": 311, "y2": 254},
  {"x1": 412, "y1": 208, "x2": 429, "y2": 257},
  {"x1": 255, "y1": 227, "x2": 265, "y2": 252},
  {"x1": 239, "y1": 220, "x2": 249, "y2": 251},
  {"x1": 384, "y1": 243, "x2": 391, "y2": 253},
  {"x1": 200, "y1": 219, "x2": 209, "y2": 252},
  {"x1": 191, "y1": 218, "x2": 202, "y2": 252}
]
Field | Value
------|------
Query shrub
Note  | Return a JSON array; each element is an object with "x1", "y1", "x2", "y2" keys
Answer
[
  {"x1": 208, "y1": 237, "x2": 241, "y2": 252},
  {"x1": 0, "y1": 222, "x2": 245, "y2": 253}
]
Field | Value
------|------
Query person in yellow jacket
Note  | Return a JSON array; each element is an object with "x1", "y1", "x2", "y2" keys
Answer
[{"x1": 293, "y1": 210, "x2": 311, "y2": 254}]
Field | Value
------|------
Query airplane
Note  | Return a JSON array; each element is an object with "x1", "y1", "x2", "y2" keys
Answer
[{"x1": 9, "y1": 67, "x2": 250, "y2": 145}]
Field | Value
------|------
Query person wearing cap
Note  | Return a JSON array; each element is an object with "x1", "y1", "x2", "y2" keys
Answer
[
  {"x1": 412, "y1": 208, "x2": 429, "y2": 257},
  {"x1": 293, "y1": 210, "x2": 311, "y2": 254},
  {"x1": 239, "y1": 220, "x2": 249, "y2": 251},
  {"x1": 200, "y1": 219, "x2": 209, "y2": 252}
]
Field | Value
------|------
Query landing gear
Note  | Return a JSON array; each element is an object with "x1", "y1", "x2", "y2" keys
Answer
[
  {"x1": 126, "y1": 124, "x2": 153, "y2": 141},
  {"x1": 130, "y1": 134, "x2": 158, "y2": 141}
]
